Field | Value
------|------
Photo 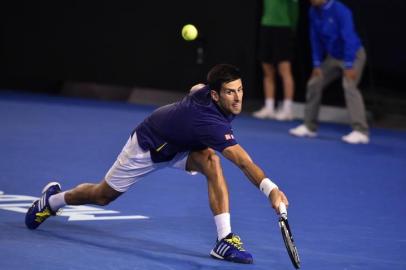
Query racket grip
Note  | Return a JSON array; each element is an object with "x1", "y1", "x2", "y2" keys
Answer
[{"x1": 279, "y1": 202, "x2": 287, "y2": 217}]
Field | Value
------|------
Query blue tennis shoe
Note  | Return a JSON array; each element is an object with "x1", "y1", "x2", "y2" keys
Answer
[
  {"x1": 210, "y1": 233, "x2": 253, "y2": 264},
  {"x1": 25, "y1": 182, "x2": 61, "y2": 230}
]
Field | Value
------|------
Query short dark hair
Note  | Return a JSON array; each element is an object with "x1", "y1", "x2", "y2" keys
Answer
[{"x1": 207, "y1": 64, "x2": 241, "y2": 93}]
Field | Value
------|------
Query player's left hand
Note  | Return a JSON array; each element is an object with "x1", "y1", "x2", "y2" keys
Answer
[{"x1": 269, "y1": 189, "x2": 289, "y2": 214}]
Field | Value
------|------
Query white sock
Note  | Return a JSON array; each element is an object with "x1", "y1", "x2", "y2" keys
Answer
[
  {"x1": 283, "y1": 99, "x2": 292, "y2": 112},
  {"x1": 265, "y1": 98, "x2": 274, "y2": 110},
  {"x1": 49, "y1": 191, "x2": 67, "y2": 212},
  {"x1": 214, "y1": 213, "x2": 231, "y2": 240}
]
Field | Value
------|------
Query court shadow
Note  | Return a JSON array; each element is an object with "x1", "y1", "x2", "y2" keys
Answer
[{"x1": 32, "y1": 222, "x2": 225, "y2": 269}]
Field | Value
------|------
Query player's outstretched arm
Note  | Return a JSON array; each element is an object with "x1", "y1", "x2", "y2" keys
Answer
[{"x1": 222, "y1": 144, "x2": 288, "y2": 213}]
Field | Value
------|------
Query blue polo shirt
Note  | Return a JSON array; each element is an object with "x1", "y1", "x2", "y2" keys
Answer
[
  {"x1": 134, "y1": 86, "x2": 237, "y2": 163},
  {"x1": 309, "y1": 0, "x2": 362, "y2": 68}
]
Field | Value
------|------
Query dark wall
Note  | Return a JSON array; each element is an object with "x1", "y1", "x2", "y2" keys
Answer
[
  {"x1": 0, "y1": 0, "x2": 260, "y2": 98},
  {"x1": 1, "y1": 0, "x2": 405, "y2": 103},
  {"x1": 348, "y1": 0, "x2": 406, "y2": 91}
]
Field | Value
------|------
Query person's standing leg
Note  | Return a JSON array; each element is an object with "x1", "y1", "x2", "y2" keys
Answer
[
  {"x1": 304, "y1": 57, "x2": 342, "y2": 131},
  {"x1": 253, "y1": 26, "x2": 277, "y2": 119},
  {"x1": 276, "y1": 61, "x2": 294, "y2": 120},
  {"x1": 290, "y1": 57, "x2": 342, "y2": 137},
  {"x1": 253, "y1": 63, "x2": 276, "y2": 119},
  {"x1": 263, "y1": 62, "x2": 277, "y2": 112},
  {"x1": 342, "y1": 48, "x2": 369, "y2": 136}
]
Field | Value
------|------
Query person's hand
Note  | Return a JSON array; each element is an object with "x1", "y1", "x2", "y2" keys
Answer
[
  {"x1": 311, "y1": 67, "x2": 322, "y2": 78},
  {"x1": 344, "y1": 68, "x2": 357, "y2": 81},
  {"x1": 269, "y1": 189, "x2": 289, "y2": 214}
]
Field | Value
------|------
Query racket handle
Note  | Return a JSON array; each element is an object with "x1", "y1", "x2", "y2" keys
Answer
[{"x1": 279, "y1": 202, "x2": 287, "y2": 218}]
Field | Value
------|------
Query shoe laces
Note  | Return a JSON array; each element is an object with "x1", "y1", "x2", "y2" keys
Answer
[
  {"x1": 35, "y1": 207, "x2": 51, "y2": 223},
  {"x1": 225, "y1": 235, "x2": 245, "y2": 251}
]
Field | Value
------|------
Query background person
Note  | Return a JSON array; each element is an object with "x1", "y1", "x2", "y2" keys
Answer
[
  {"x1": 290, "y1": 0, "x2": 369, "y2": 144},
  {"x1": 253, "y1": 0, "x2": 299, "y2": 121}
]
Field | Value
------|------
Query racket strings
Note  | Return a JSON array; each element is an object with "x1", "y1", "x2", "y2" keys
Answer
[{"x1": 279, "y1": 219, "x2": 301, "y2": 269}]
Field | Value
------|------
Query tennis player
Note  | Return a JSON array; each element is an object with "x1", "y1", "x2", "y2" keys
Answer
[{"x1": 25, "y1": 64, "x2": 289, "y2": 264}]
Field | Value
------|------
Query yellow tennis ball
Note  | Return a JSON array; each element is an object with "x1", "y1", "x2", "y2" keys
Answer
[{"x1": 181, "y1": 24, "x2": 198, "y2": 41}]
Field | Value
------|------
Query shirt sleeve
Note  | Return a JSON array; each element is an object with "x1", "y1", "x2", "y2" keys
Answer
[
  {"x1": 309, "y1": 9, "x2": 325, "y2": 68},
  {"x1": 197, "y1": 124, "x2": 237, "y2": 152},
  {"x1": 337, "y1": 5, "x2": 359, "y2": 68}
]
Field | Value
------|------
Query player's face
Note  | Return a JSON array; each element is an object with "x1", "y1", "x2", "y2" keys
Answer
[{"x1": 212, "y1": 79, "x2": 243, "y2": 115}]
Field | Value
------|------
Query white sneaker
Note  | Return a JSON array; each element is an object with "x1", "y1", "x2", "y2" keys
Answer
[
  {"x1": 275, "y1": 109, "x2": 293, "y2": 121},
  {"x1": 289, "y1": 124, "x2": 317, "y2": 137},
  {"x1": 252, "y1": 107, "x2": 275, "y2": 119},
  {"x1": 342, "y1": 131, "x2": 369, "y2": 144}
]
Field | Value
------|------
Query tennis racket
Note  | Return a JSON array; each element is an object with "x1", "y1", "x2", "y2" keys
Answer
[{"x1": 278, "y1": 202, "x2": 301, "y2": 269}]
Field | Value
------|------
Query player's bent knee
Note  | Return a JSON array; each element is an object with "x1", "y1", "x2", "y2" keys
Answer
[
  {"x1": 201, "y1": 151, "x2": 223, "y2": 178},
  {"x1": 187, "y1": 148, "x2": 222, "y2": 175},
  {"x1": 207, "y1": 152, "x2": 221, "y2": 167},
  {"x1": 197, "y1": 148, "x2": 220, "y2": 167}
]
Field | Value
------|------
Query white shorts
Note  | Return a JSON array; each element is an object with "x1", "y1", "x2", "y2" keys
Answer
[{"x1": 105, "y1": 133, "x2": 198, "y2": 192}]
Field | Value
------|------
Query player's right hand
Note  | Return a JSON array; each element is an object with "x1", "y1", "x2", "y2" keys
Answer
[{"x1": 269, "y1": 189, "x2": 289, "y2": 215}]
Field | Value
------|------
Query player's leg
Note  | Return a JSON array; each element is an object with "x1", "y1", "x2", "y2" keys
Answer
[
  {"x1": 186, "y1": 148, "x2": 253, "y2": 264},
  {"x1": 26, "y1": 179, "x2": 122, "y2": 229},
  {"x1": 63, "y1": 132, "x2": 155, "y2": 207},
  {"x1": 63, "y1": 179, "x2": 122, "y2": 206},
  {"x1": 24, "y1": 179, "x2": 121, "y2": 230},
  {"x1": 186, "y1": 148, "x2": 229, "y2": 216},
  {"x1": 25, "y1": 133, "x2": 154, "y2": 229}
]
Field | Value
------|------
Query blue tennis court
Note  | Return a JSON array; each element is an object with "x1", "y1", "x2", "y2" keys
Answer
[{"x1": 1, "y1": 91, "x2": 405, "y2": 270}]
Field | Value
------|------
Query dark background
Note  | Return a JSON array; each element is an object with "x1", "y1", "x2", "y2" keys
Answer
[{"x1": 1, "y1": 0, "x2": 405, "y2": 116}]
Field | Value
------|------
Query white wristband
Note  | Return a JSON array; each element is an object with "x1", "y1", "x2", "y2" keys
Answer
[{"x1": 259, "y1": 178, "x2": 278, "y2": 198}]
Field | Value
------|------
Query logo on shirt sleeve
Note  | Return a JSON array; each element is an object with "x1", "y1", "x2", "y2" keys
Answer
[{"x1": 224, "y1": 134, "x2": 235, "y2": 140}]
